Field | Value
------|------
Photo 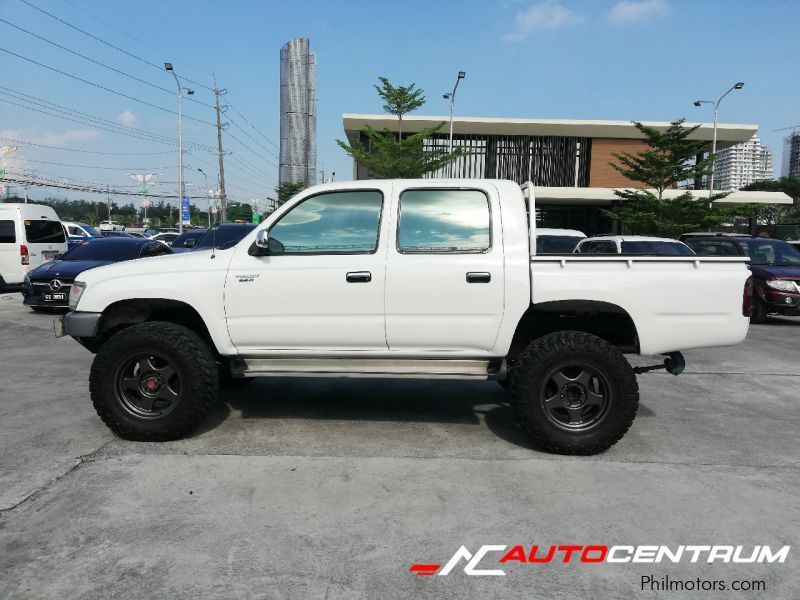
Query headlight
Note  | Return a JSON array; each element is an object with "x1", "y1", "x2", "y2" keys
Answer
[
  {"x1": 23, "y1": 272, "x2": 30, "y2": 284},
  {"x1": 69, "y1": 281, "x2": 86, "y2": 310},
  {"x1": 765, "y1": 280, "x2": 797, "y2": 292}
]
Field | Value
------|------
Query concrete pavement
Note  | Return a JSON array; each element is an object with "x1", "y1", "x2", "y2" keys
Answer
[{"x1": 0, "y1": 292, "x2": 798, "y2": 599}]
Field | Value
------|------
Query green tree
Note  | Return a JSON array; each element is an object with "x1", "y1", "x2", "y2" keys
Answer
[
  {"x1": 275, "y1": 181, "x2": 306, "y2": 206},
  {"x1": 374, "y1": 76, "x2": 425, "y2": 140},
  {"x1": 603, "y1": 119, "x2": 733, "y2": 237},
  {"x1": 338, "y1": 124, "x2": 462, "y2": 178},
  {"x1": 337, "y1": 77, "x2": 462, "y2": 179},
  {"x1": 741, "y1": 177, "x2": 800, "y2": 223}
]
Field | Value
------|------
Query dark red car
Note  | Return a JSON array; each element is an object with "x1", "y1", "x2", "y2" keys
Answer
[{"x1": 685, "y1": 237, "x2": 800, "y2": 323}]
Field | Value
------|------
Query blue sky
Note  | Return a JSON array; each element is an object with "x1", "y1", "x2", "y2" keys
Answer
[{"x1": 0, "y1": 0, "x2": 797, "y2": 206}]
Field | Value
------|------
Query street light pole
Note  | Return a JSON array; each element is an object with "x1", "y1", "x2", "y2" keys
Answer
[
  {"x1": 693, "y1": 82, "x2": 744, "y2": 194},
  {"x1": 165, "y1": 63, "x2": 193, "y2": 233},
  {"x1": 443, "y1": 71, "x2": 466, "y2": 156},
  {"x1": 197, "y1": 168, "x2": 211, "y2": 227}
]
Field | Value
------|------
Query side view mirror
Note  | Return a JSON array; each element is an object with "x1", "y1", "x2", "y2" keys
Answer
[
  {"x1": 255, "y1": 229, "x2": 270, "y2": 249},
  {"x1": 185, "y1": 238, "x2": 196, "y2": 248}
]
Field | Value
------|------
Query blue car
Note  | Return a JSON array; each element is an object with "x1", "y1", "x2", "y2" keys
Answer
[
  {"x1": 61, "y1": 221, "x2": 102, "y2": 251},
  {"x1": 22, "y1": 237, "x2": 173, "y2": 311}
]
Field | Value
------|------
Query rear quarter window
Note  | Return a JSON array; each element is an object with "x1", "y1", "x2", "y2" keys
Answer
[
  {"x1": 24, "y1": 220, "x2": 66, "y2": 244},
  {"x1": 0, "y1": 220, "x2": 15, "y2": 243}
]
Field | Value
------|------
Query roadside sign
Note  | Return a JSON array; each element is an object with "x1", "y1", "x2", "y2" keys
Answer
[
  {"x1": 181, "y1": 196, "x2": 190, "y2": 225},
  {"x1": 210, "y1": 206, "x2": 218, "y2": 214},
  {"x1": 251, "y1": 213, "x2": 261, "y2": 224}
]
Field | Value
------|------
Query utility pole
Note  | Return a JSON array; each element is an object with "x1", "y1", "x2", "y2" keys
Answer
[
  {"x1": 106, "y1": 185, "x2": 112, "y2": 220},
  {"x1": 213, "y1": 76, "x2": 228, "y2": 223}
]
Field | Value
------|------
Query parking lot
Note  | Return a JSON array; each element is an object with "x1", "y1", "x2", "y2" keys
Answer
[{"x1": 0, "y1": 291, "x2": 798, "y2": 599}]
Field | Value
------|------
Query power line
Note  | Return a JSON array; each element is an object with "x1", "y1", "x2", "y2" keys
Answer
[
  {"x1": 0, "y1": 136, "x2": 174, "y2": 155},
  {"x1": 0, "y1": 17, "x2": 214, "y2": 109},
  {"x1": 3, "y1": 175, "x2": 207, "y2": 199},
  {"x1": 225, "y1": 93, "x2": 280, "y2": 150},
  {"x1": 59, "y1": 0, "x2": 215, "y2": 85},
  {"x1": 227, "y1": 115, "x2": 280, "y2": 162},
  {"x1": 0, "y1": 45, "x2": 215, "y2": 126},
  {"x1": 226, "y1": 153, "x2": 277, "y2": 185},
  {"x1": 0, "y1": 87, "x2": 207, "y2": 149},
  {"x1": 226, "y1": 131, "x2": 278, "y2": 169},
  {"x1": 0, "y1": 96, "x2": 212, "y2": 152},
  {"x1": 15, "y1": 157, "x2": 177, "y2": 171},
  {"x1": 20, "y1": 0, "x2": 215, "y2": 93}
]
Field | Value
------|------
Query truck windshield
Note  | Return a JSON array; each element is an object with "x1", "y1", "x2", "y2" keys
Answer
[
  {"x1": 537, "y1": 235, "x2": 584, "y2": 254},
  {"x1": 79, "y1": 224, "x2": 102, "y2": 237},
  {"x1": 743, "y1": 240, "x2": 800, "y2": 266},
  {"x1": 25, "y1": 220, "x2": 66, "y2": 244},
  {"x1": 620, "y1": 241, "x2": 694, "y2": 256}
]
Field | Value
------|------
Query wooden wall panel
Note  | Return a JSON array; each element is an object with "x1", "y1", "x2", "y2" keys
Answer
[{"x1": 589, "y1": 138, "x2": 649, "y2": 188}]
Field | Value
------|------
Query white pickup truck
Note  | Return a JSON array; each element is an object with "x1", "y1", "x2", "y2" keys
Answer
[{"x1": 61, "y1": 179, "x2": 752, "y2": 454}]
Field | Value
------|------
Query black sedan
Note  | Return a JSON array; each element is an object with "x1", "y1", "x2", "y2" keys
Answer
[
  {"x1": 22, "y1": 238, "x2": 173, "y2": 311},
  {"x1": 192, "y1": 223, "x2": 256, "y2": 251}
]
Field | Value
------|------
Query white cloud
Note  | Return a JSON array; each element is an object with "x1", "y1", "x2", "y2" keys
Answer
[
  {"x1": 503, "y1": 2, "x2": 583, "y2": 42},
  {"x1": 0, "y1": 128, "x2": 101, "y2": 147},
  {"x1": 609, "y1": 0, "x2": 669, "y2": 24},
  {"x1": 117, "y1": 110, "x2": 137, "y2": 127}
]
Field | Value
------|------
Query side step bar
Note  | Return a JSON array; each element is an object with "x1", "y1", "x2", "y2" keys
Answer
[{"x1": 233, "y1": 357, "x2": 506, "y2": 380}]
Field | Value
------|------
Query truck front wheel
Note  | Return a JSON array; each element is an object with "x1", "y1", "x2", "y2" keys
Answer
[
  {"x1": 510, "y1": 331, "x2": 639, "y2": 455},
  {"x1": 89, "y1": 321, "x2": 219, "y2": 441}
]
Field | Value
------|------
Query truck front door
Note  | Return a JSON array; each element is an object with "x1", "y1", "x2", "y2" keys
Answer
[
  {"x1": 224, "y1": 188, "x2": 388, "y2": 353},
  {"x1": 385, "y1": 186, "x2": 505, "y2": 353}
]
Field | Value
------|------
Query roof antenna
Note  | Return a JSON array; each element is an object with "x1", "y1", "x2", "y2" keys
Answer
[{"x1": 210, "y1": 222, "x2": 217, "y2": 259}]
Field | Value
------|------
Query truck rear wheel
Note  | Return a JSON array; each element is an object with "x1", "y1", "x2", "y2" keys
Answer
[
  {"x1": 89, "y1": 321, "x2": 219, "y2": 441},
  {"x1": 510, "y1": 331, "x2": 639, "y2": 455}
]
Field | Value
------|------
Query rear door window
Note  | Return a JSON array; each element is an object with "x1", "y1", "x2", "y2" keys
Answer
[
  {"x1": 24, "y1": 220, "x2": 66, "y2": 244},
  {"x1": 397, "y1": 189, "x2": 490, "y2": 253},
  {"x1": 0, "y1": 220, "x2": 15, "y2": 243}
]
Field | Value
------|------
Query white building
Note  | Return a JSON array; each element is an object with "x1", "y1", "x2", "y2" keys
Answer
[{"x1": 713, "y1": 135, "x2": 773, "y2": 190}]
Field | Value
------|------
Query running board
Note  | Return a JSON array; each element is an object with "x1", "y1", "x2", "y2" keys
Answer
[{"x1": 235, "y1": 357, "x2": 506, "y2": 380}]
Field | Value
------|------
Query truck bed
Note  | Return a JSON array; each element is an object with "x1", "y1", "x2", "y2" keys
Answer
[{"x1": 530, "y1": 255, "x2": 750, "y2": 355}]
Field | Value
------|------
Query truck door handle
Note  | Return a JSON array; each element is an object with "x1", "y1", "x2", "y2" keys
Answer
[
  {"x1": 346, "y1": 271, "x2": 372, "y2": 283},
  {"x1": 466, "y1": 272, "x2": 491, "y2": 283}
]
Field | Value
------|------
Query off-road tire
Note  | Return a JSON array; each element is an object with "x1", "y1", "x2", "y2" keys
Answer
[
  {"x1": 510, "y1": 330, "x2": 639, "y2": 455},
  {"x1": 750, "y1": 296, "x2": 768, "y2": 324},
  {"x1": 89, "y1": 321, "x2": 218, "y2": 441}
]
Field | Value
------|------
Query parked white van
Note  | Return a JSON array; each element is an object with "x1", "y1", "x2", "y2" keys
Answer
[{"x1": 0, "y1": 203, "x2": 68, "y2": 288}]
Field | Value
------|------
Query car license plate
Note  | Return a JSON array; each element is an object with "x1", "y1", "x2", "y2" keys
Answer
[
  {"x1": 44, "y1": 293, "x2": 66, "y2": 302},
  {"x1": 43, "y1": 251, "x2": 58, "y2": 260}
]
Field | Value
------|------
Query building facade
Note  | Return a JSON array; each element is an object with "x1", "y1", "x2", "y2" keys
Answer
[
  {"x1": 342, "y1": 114, "x2": 764, "y2": 234},
  {"x1": 712, "y1": 135, "x2": 773, "y2": 190},
  {"x1": 781, "y1": 132, "x2": 800, "y2": 179},
  {"x1": 279, "y1": 38, "x2": 316, "y2": 186}
]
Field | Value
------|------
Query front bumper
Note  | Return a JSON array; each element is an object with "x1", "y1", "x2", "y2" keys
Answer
[
  {"x1": 22, "y1": 280, "x2": 72, "y2": 308},
  {"x1": 763, "y1": 289, "x2": 800, "y2": 314},
  {"x1": 62, "y1": 311, "x2": 102, "y2": 338}
]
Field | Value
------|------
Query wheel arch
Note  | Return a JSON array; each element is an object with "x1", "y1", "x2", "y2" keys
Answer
[
  {"x1": 507, "y1": 300, "x2": 640, "y2": 361},
  {"x1": 95, "y1": 298, "x2": 219, "y2": 353}
]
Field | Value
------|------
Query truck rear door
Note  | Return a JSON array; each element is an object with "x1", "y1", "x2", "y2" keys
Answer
[{"x1": 384, "y1": 185, "x2": 505, "y2": 353}]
